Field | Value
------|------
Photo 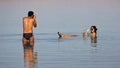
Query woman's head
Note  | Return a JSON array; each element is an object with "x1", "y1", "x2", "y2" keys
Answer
[{"x1": 90, "y1": 26, "x2": 97, "y2": 33}]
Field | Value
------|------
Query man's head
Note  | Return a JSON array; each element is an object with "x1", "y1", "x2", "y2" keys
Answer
[{"x1": 28, "y1": 11, "x2": 34, "y2": 17}]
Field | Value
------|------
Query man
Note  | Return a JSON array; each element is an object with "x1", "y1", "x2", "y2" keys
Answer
[{"x1": 22, "y1": 11, "x2": 37, "y2": 46}]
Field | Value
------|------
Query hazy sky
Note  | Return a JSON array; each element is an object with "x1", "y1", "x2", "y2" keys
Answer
[{"x1": 0, "y1": 0, "x2": 120, "y2": 34}]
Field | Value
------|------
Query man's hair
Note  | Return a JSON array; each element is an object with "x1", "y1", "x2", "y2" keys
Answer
[{"x1": 28, "y1": 11, "x2": 34, "y2": 16}]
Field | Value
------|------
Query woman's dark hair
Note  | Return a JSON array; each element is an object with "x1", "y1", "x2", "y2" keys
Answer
[
  {"x1": 90, "y1": 26, "x2": 97, "y2": 33},
  {"x1": 28, "y1": 11, "x2": 34, "y2": 16}
]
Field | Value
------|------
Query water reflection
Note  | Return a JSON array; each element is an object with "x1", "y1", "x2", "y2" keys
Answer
[{"x1": 23, "y1": 43, "x2": 37, "y2": 68}]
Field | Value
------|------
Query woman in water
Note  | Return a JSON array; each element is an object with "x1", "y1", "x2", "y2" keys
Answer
[{"x1": 90, "y1": 26, "x2": 97, "y2": 43}]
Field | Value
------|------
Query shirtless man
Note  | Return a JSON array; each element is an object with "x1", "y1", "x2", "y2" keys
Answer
[{"x1": 22, "y1": 11, "x2": 37, "y2": 46}]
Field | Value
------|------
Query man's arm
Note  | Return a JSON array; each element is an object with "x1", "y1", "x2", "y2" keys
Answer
[
  {"x1": 33, "y1": 20, "x2": 37, "y2": 27},
  {"x1": 33, "y1": 15, "x2": 37, "y2": 27}
]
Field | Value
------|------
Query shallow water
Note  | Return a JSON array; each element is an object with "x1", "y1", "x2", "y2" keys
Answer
[
  {"x1": 0, "y1": 32, "x2": 120, "y2": 68},
  {"x1": 0, "y1": 0, "x2": 120, "y2": 68}
]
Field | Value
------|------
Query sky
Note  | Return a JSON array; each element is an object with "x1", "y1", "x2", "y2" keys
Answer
[{"x1": 0, "y1": 0, "x2": 120, "y2": 34}]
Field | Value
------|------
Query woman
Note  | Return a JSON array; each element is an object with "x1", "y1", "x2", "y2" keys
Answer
[{"x1": 90, "y1": 26, "x2": 97, "y2": 43}]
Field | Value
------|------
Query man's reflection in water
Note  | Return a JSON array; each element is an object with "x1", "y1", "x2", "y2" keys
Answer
[{"x1": 23, "y1": 42, "x2": 37, "y2": 68}]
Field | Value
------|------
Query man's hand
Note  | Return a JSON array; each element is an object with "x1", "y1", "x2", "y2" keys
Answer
[
  {"x1": 33, "y1": 15, "x2": 36, "y2": 19},
  {"x1": 34, "y1": 22, "x2": 37, "y2": 27}
]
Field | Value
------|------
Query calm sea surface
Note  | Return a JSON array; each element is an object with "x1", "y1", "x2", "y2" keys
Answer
[{"x1": 0, "y1": 0, "x2": 120, "y2": 68}]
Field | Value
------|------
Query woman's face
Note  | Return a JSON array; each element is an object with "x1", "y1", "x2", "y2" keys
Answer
[{"x1": 91, "y1": 27, "x2": 95, "y2": 33}]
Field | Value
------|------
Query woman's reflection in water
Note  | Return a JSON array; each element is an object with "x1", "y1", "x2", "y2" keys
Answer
[{"x1": 23, "y1": 42, "x2": 37, "y2": 68}]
